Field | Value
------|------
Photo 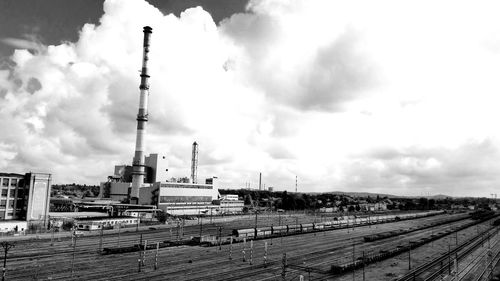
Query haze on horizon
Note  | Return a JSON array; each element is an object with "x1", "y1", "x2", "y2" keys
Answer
[{"x1": 1, "y1": 0, "x2": 500, "y2": 198}]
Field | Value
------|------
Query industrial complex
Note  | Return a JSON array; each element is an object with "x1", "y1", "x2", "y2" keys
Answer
[
  {"x1": 94, "y1": 26, "x2": 242, "y2": 216},
  {"x1": 0, "y1": 26, "x2": 498, "y2": 281}
]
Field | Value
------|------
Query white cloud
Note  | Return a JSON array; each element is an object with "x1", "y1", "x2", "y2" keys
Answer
[{"x1": 1, "y1": 0, "x2": 500, "y2": 197}]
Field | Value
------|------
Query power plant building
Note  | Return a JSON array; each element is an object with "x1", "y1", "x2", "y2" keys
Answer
[{"x1": 98, "y1": 26, "x2": 242, "y2": 215}]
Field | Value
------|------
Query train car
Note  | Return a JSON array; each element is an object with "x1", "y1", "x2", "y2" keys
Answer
[
  {"x1": 300, "y1": 223, "x2": 314, "y2": 232},
  {"x1": 313, "y1": 222, "x2": 325, "y2": 230},
  {"x1": 232, "y1": 228, "x2": 256, "y2": 238},
  {"x1": 287, "y1": 224, "x2": 301, "y2": 234},
  {"x1": 323, "y1": 221, "x2": 333, "y2": 229},
  {"x1": 338, "y1": 219, "x2": 348, "y2": 227},
  {"x1": 75, "y1": 216, "x2": 139, "y2": 231},
  {"x1": 272, "y1": 225, "x2": 287, "y2": 235},
  {"x1": 358, "y1": 217, "x2": 367, "y2": 225},
  {"x1": 255, "y1": 227, "x2": 272, "y2": 237}
]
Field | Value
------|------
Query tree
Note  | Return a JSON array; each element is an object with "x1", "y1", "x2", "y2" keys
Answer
[
  {"x1": 156, "y1": 211, "x2": 168, "y2": 223},
  {"x1": 244, "y1": 195, "x2": 252, "y2": 206}
]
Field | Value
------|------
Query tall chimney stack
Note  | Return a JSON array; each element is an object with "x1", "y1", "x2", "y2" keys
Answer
[
  {"x1": 191, "y1": 141, "x2": 198, "y2": 184},
  {"x1": 131, "y1": 26, "x2": 153, "y2": 204}
]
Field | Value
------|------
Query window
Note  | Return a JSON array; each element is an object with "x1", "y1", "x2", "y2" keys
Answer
[
  {"x1": 0, "y1": 200, "x2": 6, "y2": 207},
  {"x1": 8, "y1": 200, "x2": 14, "y2": 208},
  {"x1": 1, "y1": 190, "x2": 7, "y2": 197},
  {"x1": 7, "y1": 212, "x2": 13, "y2": 217},
  {"x1": 9, "y1": 190, "x2": 15, "y2": 198},
  {"x1": 10, "y1": 179, "x2": 17, "y2": 187},
  {"x1": 1, "y1": 180, "x2": 8, "y2": 187}
]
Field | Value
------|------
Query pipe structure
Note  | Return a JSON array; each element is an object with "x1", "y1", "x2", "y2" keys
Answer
[
  {"x1": 131, "y1": 26, "x2": 153, "y2": 203},
  {"x1": 191, "y1": 141, "x2": 198, "y2": 184}
]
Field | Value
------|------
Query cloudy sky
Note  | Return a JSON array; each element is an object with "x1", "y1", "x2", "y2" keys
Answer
[{"x1": 1, "y1": 0, "x2": 500, "y2": 197}]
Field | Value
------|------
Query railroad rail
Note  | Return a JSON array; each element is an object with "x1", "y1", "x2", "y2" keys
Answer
[{"x1": 397, "y1": 223, "x2": 499, "y2": 281}]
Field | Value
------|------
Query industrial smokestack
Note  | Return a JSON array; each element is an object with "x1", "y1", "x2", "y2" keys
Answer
[
  {"x1": 191, "y1": 141, "x2": 198, "y2": 184},
  {"x1": 259, "y1": 172, "x2": 262, "y2": 190},
  {"x1": 131, "y1": 26, "x2": 153, "y2": 204}
]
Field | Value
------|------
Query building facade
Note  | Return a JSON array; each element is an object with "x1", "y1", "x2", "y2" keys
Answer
[
  {"x1": 0, "y1": 173, "x2": 24, "y2": 220},
  {"x1": 0, "y1": 172, "x2": 52, "y2": 226}
]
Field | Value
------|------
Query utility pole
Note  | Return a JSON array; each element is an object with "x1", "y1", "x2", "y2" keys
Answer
[
  {"x1": 250, "y1": 240, "x2": 253, "y2": 265},
  {"x1": 408, "y1": 241, "x2": 411, "y2": 270},
  {"x1": 242, "y1": 238, "x2": 246, "y2": 262},
  {"x1": 218, "y1": 226, "x2": 223, "y2": 251},
  {"x1": 1, "y1": 242, "x2": 14, "y2": 281},
  {"x1": 255, "y1": 210, "x2": 258, "y2": 229},
  {"x1": 50, "y1": 227, "x2": 54, "y2": 246},
  {"x1": 154, "y1": 242, "x2": 159, "y2": 270},
  {"x1": 352, "y1": 242, "x2": 355, "y2": 281},
  {"x1": 281, "y1": 252, "x2": 287, "y2": 281},
  {"x1": 264, "y1": 241, "x2": 268, "y2": 267},
  {"x1": 70, "y1": 229, "x2": 77, "y2": 279},
  {"x1": 99, "y1": 226, "x2": 104, "y2": 253},
  {"x1": 117, "y1": 223, "x2": 121, "y2": 247},
  {"x1": 199, "y1": 216, "x2": 203, "y2": 245},
  {"x1": 362, "y1": 251, "x2": 365, "y2": 281},
  {"x1": 229, "y1": 236, "x2": 233, "y2": 260}
]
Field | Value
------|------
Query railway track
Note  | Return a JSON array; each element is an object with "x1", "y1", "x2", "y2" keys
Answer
[
  {"x1": 1, "y1": 212, "x2": 468, "y2": 280},
  {"x1": 397, "y1": 223, "x2": 499, "y2": 281}
]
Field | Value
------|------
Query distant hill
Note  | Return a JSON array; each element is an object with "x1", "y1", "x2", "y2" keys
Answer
[
  {"x1": 323, "y1": 191, "x2": 453, "y2": 199},
  {"x1": 324, "y1": 191, "x2": 397, "y2": 198}
]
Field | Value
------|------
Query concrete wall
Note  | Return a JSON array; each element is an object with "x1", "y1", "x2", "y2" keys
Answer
[
  {"x1": 145, "y1": 153, "x2": 169, "y2": 183},
  {"x1": 108, "y1": 182, "x2": 131, "y2": 202},
  {"x1": 25, "y1": 173, "x2": 52, "y2": 226},
  {"x1": 138, "y1": 185, "x2": 157, "y2": 205}
]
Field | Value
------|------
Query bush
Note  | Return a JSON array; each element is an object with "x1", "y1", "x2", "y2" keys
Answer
[
  {"x1": 156, "y1": 211, "x2": 168, "y2": 223},
  {"x1": 62, "y1": 221, "x2": 75, "y2": 231}
]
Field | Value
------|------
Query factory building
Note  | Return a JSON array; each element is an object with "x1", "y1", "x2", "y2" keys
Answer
[
  {"x1": 220, "y1": 194, "x2": 245, "y2": 214},
  {"x1": 99, "y1": 153, "x2": 225, "y2": 215},
  {"x1": 138, "y1": 178, "x2": 220, "y2": 216},
  {"x1": 0, "y1": 172, "x2": 52, "y2": 228},
  {"x1": 98, "y1": 26, "x2": 242, "y2": 215},
  {"x1": 99, "y1": 153, "x2": 168, "y2": 201}
]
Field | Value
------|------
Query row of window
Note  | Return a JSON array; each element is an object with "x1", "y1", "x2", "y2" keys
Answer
[
  {"x1": 0, "y1": 178, "x2": 18, "y2": 187},
  {"x1": 0, "y1": 199, "x2": 17, "y2": 208},
  {"x1": 159, "y1": 184, "x2": 213, "y2": 190},
  {"x1": 1, "y1": 189, "x2": 16, "y2": 198},
  {"x1": 0, "y1": 211, "x2": 14, "y2": 218},
  {"x1": 159, "y1": 196, "x2": 212, "y2": 203}
]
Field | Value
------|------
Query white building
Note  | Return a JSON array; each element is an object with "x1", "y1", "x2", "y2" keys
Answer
[
  {"x1": 138, "y1": 178, "x2": 220, "y2": 216},
  {"x1": 100, "y1": 153, "x2": 244, "y2": 216}
]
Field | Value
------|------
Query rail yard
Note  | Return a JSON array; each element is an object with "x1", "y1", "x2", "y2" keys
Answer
[{"x1": 1, "y1": 210, "x2": 498, "y2": 280}]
